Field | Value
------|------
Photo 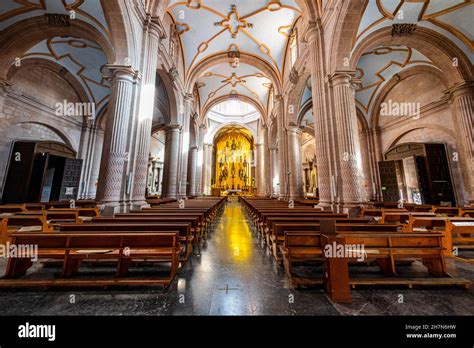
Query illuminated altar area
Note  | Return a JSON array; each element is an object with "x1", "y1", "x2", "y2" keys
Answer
[{"x1": 214, "y1": 128, "x2": 254, "y2": 194}]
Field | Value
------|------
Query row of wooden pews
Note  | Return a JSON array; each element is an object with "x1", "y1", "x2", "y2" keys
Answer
[
  {"x1": 0, "y1": 197, "x2": 225, "y2": 288},
  {"x1": 241, "y1": 197, "x2": 472, "y2": 303}
]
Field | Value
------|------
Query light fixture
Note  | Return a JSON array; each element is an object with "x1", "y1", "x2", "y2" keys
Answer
[{"x1": 267, "y1": 1, "x2": 282, "y2": 11}]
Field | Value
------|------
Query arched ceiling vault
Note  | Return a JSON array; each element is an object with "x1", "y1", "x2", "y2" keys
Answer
[{"x1": 166, "y1": 0, "x2": 303, "y2": 115}]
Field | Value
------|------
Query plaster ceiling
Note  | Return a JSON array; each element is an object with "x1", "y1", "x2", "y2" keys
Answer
[
  {"x1": 355, "y1": 45, "x2": 438, "y2": 121},
  {"x1": 355, "y1": 0, "x2": 473, "y2": 60}
]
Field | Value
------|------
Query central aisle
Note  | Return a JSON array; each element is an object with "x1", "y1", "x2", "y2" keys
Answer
[{"x1": 171, "y1": 200, "x2": 338, "y2": 315}]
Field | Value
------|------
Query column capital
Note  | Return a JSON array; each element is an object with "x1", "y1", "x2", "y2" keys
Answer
[
  {"x1": 104, "y1": 65, "x2": 140, "y2": 82},
  {"x1": 286, "y1": 125, "x2": 303, "y2": 136},
  {"x1": 165, "y1": 124, "x2": 182, "y2": 132},
  {"x1": 444, "y1": 80, "x2": 474, "y2": 99},
  {"x1": 146, "y1": 15, "x2": 167, "y2": 40},
  {"x1": 184, "y1": 92, "x2": 194, "y2": 104},
  {"x1": 302, "y1": 19, "x2": 322, "y2": 44},
  {"x1": 190, "y1": 145, "x2": 199, "y2": 150},
  {"x1": 328, "y1": 70, "x2": 360, "y2": 89}
]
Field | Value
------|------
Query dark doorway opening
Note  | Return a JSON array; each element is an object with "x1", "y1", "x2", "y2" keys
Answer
[
  {"x1": 1, "y1": 141, "x2": 82, "y2": 204},
  {"x1": 378, "y1": 143, "x2": 456, "y2": 205}
]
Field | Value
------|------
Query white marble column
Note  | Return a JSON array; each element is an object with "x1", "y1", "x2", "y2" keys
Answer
[
  {"x1": 161, "y1": 124, "x2": 181, "y2": 198},
  {"x1": 305, "y1": 21, "x2": 333, "y2": 207},
  {"x1": 96, "y1": 65, "x2": 138, "y2": 213},
  {"x1": 329, "y1": 71, "x2": 364, "y2": 206},
  {"x1": 287, "y1": 126, "x2": 304, "y2": 198},
  {"x1": 448, "y1": 81, "x2": 474, "y2": 204},
  {"x1": 131, "y1": 16, "x2": 165, "y2": 208},
  {"x1": 194, "y1": 145, "x2": 203, "y2": 196},
  {"x1": 78, "y1": 120, "x2": 98, "y2": 199},
  {"x1": 187, "y1": 145, "x2": 198, "y2": 196}
]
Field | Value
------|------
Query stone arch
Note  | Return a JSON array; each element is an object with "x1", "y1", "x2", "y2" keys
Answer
[
  {"x1": 185, "y1": 52, "x2": 283, "y2": 97},
  {"x1": 200, "y1": 94, "x2": 266, "y2": 127},
  {"x1": 156, "y1": 69, "x2": 180, "y2": 125},
  {"x1": 350, "y1": 27, "x2": 473, "y2": 86},
  {"x1": 386, "y1": 125, "x2": 457, "y2": 154},
  {"x1": 0, "y1": 16, "x2": 116, "y2": 80},
  {"x1": 287, "y1": 72, "x2": 312, "y2": 126},
  {"x1": 370, "y1": 65, "x2": 450, "y2": 129},
  {"x1": 12, "y1": 121, "x2": 75, "y2": 150},
  {"x1": 7, "y1": 57, "x2": 90, "y2": 104},
  {"x1": 327, "y1": 0, "x2": 368, "y2": 73}
]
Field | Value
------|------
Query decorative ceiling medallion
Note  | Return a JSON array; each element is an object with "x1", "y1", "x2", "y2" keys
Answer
[
  {"x1": 186, "y1": 0, "x2": 201, "y2": 10},
  {"x1": 223, "y1": 72, "x2": 246, "y2": 87},
  {"x1": 215, "y1": 5, "x2": 253, "y2": 39}
]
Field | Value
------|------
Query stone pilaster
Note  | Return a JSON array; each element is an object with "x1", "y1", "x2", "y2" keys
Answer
[
  {"x1": 329, "y1": 70, "x2": 364, "y2": 207},
  {"x1": 161, "y1": 124, "x2": 181, "y2": 198},
  {"x1": 269, "y1": 146, "x2": 280, "y2": 196},
  {"x1": 187, "y1": 145, "x2": 198, "y2": 196},
  {"x1": 274, "y1": 94, "x2": 288, "y2": 198},
  {"x1": 255, "y1": 143, "x2": 266, "y2": 196},
  {"x1": 178, "y1": 94, "x2": 193, "y2": 197},
  {"x1": 96, "y1": 65, "x2": 139, "y2": 213},
  {"x1": 131, "y1": 16, "x2": 165, "y2": 208},
  {"x1": 202, "y1": 143, "x2": 213, "y2": 195},
  {"x1": 447, "y1": 81, "x2": 474, "y2": 204},
  {"x1": 78, "y1": 120, "x2": 99, "y2": 199},
  {"x1": 287, "y1": 126, "x2": 304, "y2": 199}
]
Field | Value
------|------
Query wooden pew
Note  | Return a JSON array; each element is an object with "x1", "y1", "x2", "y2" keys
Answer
[
  {"x1": 269, "y1": 221, "x2": 397, "y2": 261},
  {"x1": 1, "y1": 232, "x2": 181, "y2": 288},
  {"x1": 445, "y1": 220, "x2": 474, "y2": 256},
  {"x1": 380, "y1": 211, "x2": 436, "y2": 224},
  {"x1": 57, "y1": 222, "x2": 194, "y2": 261},
  {"x1": 431, "y1": 206, "x2": 459, "y2": 216},
  {"x1": 0, "y1": 204, "x2": 26, "y2": 214},
  {"x1": 459, "y1": 208, "x2": 474, "y2": 217},
  {"x1": 1, "y1": 215, "x2": 49, "y2": 243},
  {"x1": 280, "y1": 230, "x2": 471, "y2": 301}
]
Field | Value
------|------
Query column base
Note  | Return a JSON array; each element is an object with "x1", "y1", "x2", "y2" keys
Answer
[
  {"x1": 131, "y1": 200, "x2": 150, "y2": 211},
  {"x1": 98, "y1": 202, "x2": 131, "y2": 216}
]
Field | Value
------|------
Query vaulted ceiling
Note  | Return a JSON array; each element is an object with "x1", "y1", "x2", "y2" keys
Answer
[
  {"x1": 166, "y1": 0, "x2": 302, "y2": 113},
  {"x1": 355, "y1": 0, "x2": 473, "y2": 60}
]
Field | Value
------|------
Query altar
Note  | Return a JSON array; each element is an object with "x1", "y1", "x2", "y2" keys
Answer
[{"x1": 226, "y1": 189, "x2": 242, "y2": 195}]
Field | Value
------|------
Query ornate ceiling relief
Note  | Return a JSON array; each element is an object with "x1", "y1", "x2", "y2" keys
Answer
[
  {"x1": 0, "y1": 0, "x2": 111, "y2": 41},
  {"x1": 355, "y1": 45, "x2": 438, "y2": 120},
  {"x1": 166, "y1": 0, "x2": 301, "y2": 114},
  {"x1": 355, "y1": 0, "x2": 473, "y2": 60},
  {"x1": 22, "y1": 37, "x2": 110, "y2": 114}
]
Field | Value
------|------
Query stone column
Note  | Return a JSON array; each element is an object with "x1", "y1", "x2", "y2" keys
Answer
[
  {"x1": 187, "y1": 145, "x2": 198, "y2": 196},
  {"x1": 255, "y1": 143, "x2": 266, "y2": 196},
  {"x1": 274, "y1": 95, "x2": 288, "y2": 198},
  {"x1": 305, "y1": 21, "x2": 333, "y2": 207},
  {"x1": 178, "y1": 94, "x2": 193, "y2": 197},
  {"x1": 194, "y1": 145, "x2": 203, "y2": 196},
  {"x1": 269, "y1": 147, "x2": 280, "y2": 196},
  {"x1": 161, "y1": 124, "x2": 181, "y2": 198},
  {"x1": 202, "y1": 143, "x2": 213, "y2": 195},
  {"x1": 287, "y1": 126, "x2": 304, "y2": 199},
  {"x1": 447, "y1": 81, "x2": 474, "y2": 204},
  {"x1": 78, "y1": 120, "x2": 98, "y2": 199},
  {"x1": 329, "y1": 71, "x2": 364, "y2": 207},
  {"x1": 131, "y1": 16, "x2": 165, "y2": 208},
  {"x1": 96, "y1": 65, "x2": 138, "y2": 213}
]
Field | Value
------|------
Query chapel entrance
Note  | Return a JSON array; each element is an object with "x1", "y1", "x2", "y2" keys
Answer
[
  {"x1": 378, "y1": 143, "x2": 456, "y2": 205},
  {"x1": 1, "y1": 141, "x2": 82, "y2": 203}
]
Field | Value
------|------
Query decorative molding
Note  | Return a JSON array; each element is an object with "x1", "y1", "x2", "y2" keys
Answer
[
  {"x1": 44, "y1": 13, "x2": 70, "y2": 27},
  {"x1": 289, "y1": 66, "x2": 300, "y2": 84},
  {"x1": 391, "y1": 23, "x2": 417, "y2": 37}
]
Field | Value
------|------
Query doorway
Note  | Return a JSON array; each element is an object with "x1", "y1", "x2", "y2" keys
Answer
[
  {"x1": 378, "y1": 143, "x2": 456, "y2": 205},
  {"x1": 1, "y1": 141, "x2": 82, "y2": 203}
]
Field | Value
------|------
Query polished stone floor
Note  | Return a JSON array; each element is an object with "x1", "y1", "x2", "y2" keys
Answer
[{"x1": 0, "y1": 201, "x2": 473, "y2": 315}]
